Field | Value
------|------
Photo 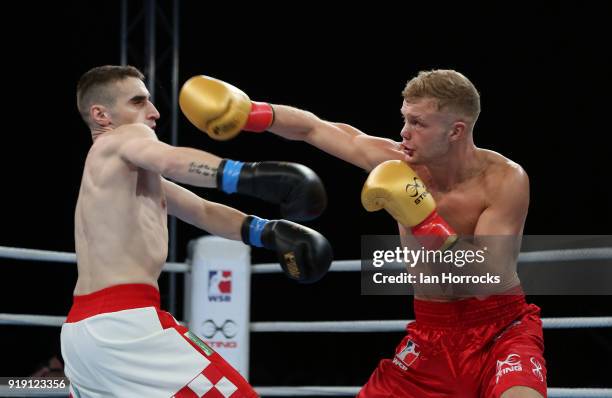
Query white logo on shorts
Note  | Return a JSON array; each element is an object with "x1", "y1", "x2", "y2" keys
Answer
[
  {"x1": 530, "y1": 357, "x2": 544, "y2": 382},
  {"x1": 496, "y1": 353, "x2": 522, "y2": 384}
]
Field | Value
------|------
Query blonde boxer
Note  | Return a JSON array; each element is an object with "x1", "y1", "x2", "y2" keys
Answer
[{"x1": 180, "y1": 70, "x2": 546, "y2": 398}]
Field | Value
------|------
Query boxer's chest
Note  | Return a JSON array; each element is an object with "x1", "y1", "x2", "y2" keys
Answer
[{"x1": 428, "y1": 183, "x2": 488, "y2": 236}]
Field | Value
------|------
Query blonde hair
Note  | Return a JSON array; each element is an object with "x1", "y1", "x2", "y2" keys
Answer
[{"x1": 402, "y1": 70, "x2": 480, "y2": 122}]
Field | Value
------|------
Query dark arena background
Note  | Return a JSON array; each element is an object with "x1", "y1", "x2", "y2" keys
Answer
[{"x1": 1, "y1": 1, "x2": 610, "y2": 396}]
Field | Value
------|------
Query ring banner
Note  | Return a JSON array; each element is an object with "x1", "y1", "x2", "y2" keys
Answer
[
  {"x1": 361, "y1": 235, "x2": 612, "y2": 296},
  {"x1": 188, "y1": 236, "x2": 251, "y2": 378}
]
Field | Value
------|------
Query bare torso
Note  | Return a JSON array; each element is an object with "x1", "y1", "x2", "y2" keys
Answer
[
  {"x1": 415, "y1": 153, "x2": 489, "y2": 236},
  {"x1": 405, "y1": 149, "x2": 524, "y2": 300},
  {"x1": 74, "y1": 130, "x2": 168, "y2": 295}
]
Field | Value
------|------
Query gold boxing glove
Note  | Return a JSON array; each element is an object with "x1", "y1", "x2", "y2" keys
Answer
[
  {"x1": 361, "y1": 160, "x2": 457, "y2": 250},
  {"x1": 179, "y1": 75, "x2": 273, "y2": 140}
]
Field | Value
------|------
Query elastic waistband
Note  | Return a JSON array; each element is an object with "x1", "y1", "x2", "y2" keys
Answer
[
  {"x1": 66, "y1": 284, "x2": 160, "y2": 323},
  {"x1": 413, "y1": 287, "x2": 527, "y2": 328}
]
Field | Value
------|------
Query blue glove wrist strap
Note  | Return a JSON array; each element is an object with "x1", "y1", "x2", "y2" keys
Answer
[
  {"x1": 248, "y1": 216, "x2": 269, "y2": 248},
  {"x1": 220, "y1": 159, "x2": 244, "y2": 194}
]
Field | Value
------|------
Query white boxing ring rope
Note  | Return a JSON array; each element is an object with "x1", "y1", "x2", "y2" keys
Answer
[
  {"x1": 0, "y1": 246, "x2": 189, "y2": 273},
  {"x1": 1, "y1": 244, "x2": 612, "y2": 398},
  {"x1": 4, "y1": 315, "x2": 612, "y2": 331}
]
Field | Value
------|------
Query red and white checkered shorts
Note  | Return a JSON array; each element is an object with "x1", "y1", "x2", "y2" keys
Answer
[{"x1": 61, "y1": 284, "x2": 258, "y2": 398}]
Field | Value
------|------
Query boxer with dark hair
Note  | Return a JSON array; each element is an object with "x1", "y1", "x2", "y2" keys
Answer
[{"x1": 62, "y1": 65, "x2": 332, "y2": 397}]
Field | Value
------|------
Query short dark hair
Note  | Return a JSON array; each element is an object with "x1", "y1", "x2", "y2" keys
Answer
[{"x1": 76, "y1": 65, "x2": 145, "y2": 127}]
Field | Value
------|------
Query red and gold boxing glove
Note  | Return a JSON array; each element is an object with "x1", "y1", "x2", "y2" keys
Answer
[
  {"x1": 361, "y1": 160, "x2": 457, "y2": 250},
  {"x1": 179, "y1": 75, "x2": 273, "y2": 140}
]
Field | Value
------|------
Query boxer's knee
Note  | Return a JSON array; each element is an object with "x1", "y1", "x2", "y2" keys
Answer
[{"x1": 500, "y1": 386, "x2": 544, "y2": 398}]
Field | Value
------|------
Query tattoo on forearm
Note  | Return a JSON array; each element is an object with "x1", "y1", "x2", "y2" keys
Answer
[{"x1": 188, "y1": 162, "x2": 218, "y2": 178}]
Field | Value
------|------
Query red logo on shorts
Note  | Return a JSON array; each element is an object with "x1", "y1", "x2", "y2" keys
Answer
[{"x1": 393, "y1": 339, "x2": 420, "y2": 370}]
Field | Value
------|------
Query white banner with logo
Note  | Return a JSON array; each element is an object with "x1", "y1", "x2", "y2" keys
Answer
[{"x1": 188, "y1": 236, "x2": 251, "y2": 379}]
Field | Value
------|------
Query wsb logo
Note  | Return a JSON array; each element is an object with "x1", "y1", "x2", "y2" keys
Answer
[
  {"x1": 208, "y1": 270, "x2": 232, "y2": 302},
  {"x1": 405, "y1": 177, "x2": 429, "y2": 204}
]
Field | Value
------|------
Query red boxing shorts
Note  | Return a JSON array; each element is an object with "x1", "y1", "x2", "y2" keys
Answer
[
  {"x1": 61, "y1": 284, "x2": 258, "y2": 398},
  {"x1": 358, "y1": 292, "x2": 547, "y2": 398}
]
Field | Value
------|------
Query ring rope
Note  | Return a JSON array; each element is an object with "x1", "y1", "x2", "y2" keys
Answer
[
  {"x1": 253, "y1": 259, "x2": 359, "y2": 273},
  {"x1": 0, "y1": 314, "x2": 65, "y2": 327},
  {"x1": 252, "y1": 247, "x2": 612, "y2": 274},
  {"x1": 2, "y1": 246, "x2": 611, "y2": 275},
  {"x1": 254, "y1": 386, "x2": 612, "y2": 397},
  {"x1": 519, "y1": 248, "x2": 612, "y2": 263},
  {"x1": 0, "y1": 386, "x2": 610, "y2": 397},
  {"x1": 250, "y1": 317, "x2": 612, "y2": 332},
  {"x1": 3, "y1": 314, "x2": 612, "y2": 330},
  {"x1": 0, "y1": 388, "x2": 68, "y2": 397},
  {"x1": 0, "y1": 246, "x2": 189, "y2": 273}
]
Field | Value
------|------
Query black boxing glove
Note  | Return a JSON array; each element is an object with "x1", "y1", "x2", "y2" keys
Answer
[
  {"x1": 217, "y1": 160, "x2": 327, "y2": 221},
  {"x1": 241, "y1": 215, "x2": 333, "y2": 283}
]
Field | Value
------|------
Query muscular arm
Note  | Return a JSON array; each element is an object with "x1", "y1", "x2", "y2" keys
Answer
[
  {"x1": 467, "y1": 164, "x2": 530, "y2": 263},
  {"x1": 474, "y1": 165, "x2": 530, "y2": 236},
  {"x1": 163, "y1": 179, "x2": 245, "y2": 241},
  {"x1": 269, "y1": 105, "x2": 404, "y2": 171},
  {"x1": 447, "y1": 165, "x2": 529, "y2": 270},
  {"x1": 116, "y1": 123, "x2": 222, "y2": 187}
]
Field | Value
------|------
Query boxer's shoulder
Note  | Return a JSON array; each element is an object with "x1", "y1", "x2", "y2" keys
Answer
[
  {"x1": 471, "y1": 150, "x2": 530, "y2": 217},
  {"x1": 478, "y1": 149, "x2": 528, "y2": 190}
]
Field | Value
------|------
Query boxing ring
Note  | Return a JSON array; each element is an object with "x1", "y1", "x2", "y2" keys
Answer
[{"x1": 1, "y1": 239, "x2": 612, "y2": 397}]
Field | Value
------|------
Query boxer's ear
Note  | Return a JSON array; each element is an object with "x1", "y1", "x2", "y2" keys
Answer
[
  {"x1": 91, "y1": 105, "x2": 111, "y2": 126},
  {"x1": 449, "y1": 121, "x2": 466, "y2": 142}
]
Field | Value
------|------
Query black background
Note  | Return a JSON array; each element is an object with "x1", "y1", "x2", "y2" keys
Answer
[{"x1": 1, "y1": 1, "x2": 611, "y2": 391}]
